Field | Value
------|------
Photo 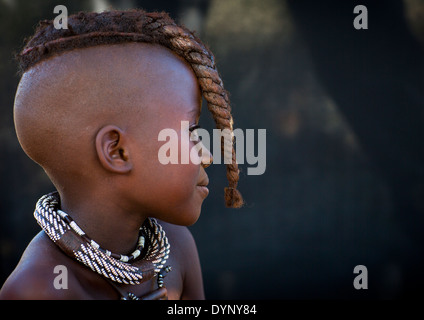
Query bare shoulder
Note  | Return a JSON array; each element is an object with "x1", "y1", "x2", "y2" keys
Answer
[
  {"x1": 159, "y1": 221, "x2": 205, "y2": 300},
  {"x1": 160, "y1": 221, "x2": 197, "y2": 251},
  {"x1": 0, "y1": 232, "x2": 88, "y2": 300},
  {"x1": 159, "y1": 221, "x2": 201, "y2": 267},
  {"x1": 0, "y1": 224, "x2": 205, "y2": 300}
]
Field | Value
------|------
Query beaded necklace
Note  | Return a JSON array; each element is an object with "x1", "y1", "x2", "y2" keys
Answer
[{"x1": 34, "y1": 192, "x2": 171, "y2": 291}]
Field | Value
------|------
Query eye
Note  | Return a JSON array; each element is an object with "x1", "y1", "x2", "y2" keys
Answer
[
  {"x1": 189, "y1": 124, "x2": 201, "y2": 141},
  {"x1": 189, "y1": 124, "x2": 201, "y2": 132}
]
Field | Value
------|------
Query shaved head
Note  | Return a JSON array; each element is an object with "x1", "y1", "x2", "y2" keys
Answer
[
  {"x1": 14, "y1": 43, "x2": 200, "y2": 187},
  {"x1": 14, "y1": 9, "x2": 243, "y2": 207}
]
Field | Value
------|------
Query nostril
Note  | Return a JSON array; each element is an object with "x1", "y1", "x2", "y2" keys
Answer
[{"x1": 201, "y1": 148, "x2": 213, "y2": 168}]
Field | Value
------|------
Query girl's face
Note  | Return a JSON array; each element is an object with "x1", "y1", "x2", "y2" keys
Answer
[{"x1": 125, "y1": 45, "x2": 213, "y2": 226}]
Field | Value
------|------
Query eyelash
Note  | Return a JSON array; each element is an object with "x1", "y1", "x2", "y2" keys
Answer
[
  {"x1": 189, "y1": 124, "x2": 201, "y2": 132},
  {"x1": 189, "y1": 124, "x2": 202, "y2": 142}
]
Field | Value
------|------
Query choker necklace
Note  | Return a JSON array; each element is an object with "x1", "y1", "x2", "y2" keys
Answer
[{"x1": 34, "y1": 192, "x2": 171, "y2": 286}]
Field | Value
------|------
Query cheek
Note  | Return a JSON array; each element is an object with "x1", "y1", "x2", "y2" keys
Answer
[
  {"x1": 149, "y1": 163, "x2": 202, "y2": 226},
  {"x1": 161, "y1": 163, "x2": 199, "y2": 197},
  {"x1": 131, "y1": 125, "x2": 204, "y2": 225},
  {"x1": 144, "y1": 136, "x2": 201, "y2": 200}
]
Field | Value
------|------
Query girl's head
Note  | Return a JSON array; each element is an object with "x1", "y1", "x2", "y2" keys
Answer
[{"x1": 14, "y1": 9, "x2": 243, "y2": 223}]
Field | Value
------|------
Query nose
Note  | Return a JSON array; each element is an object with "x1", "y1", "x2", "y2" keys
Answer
[{"x1": 201, "y1": 144, "x2": 213, "y2": 168}]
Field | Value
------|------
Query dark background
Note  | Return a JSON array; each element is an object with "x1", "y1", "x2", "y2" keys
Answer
[{"x1": 1, "y1": 0, "x2": 423, "y2": 299}]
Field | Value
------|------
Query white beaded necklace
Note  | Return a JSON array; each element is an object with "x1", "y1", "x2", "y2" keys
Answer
[{"x1": 34, "y1": 192, "x2": 171, "y2": 285}]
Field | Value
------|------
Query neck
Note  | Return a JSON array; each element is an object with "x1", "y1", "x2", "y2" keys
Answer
[{"x1": 59, "y1": 189, "x2": 146, "y2": 255}]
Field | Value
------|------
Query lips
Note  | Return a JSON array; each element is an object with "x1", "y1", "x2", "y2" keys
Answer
[
  {"x1": 197, "y1": 177, "x2": 209, "y2": 187},
  {"x1": 197, "y1": 176, "x2": 209, "y2": 198}
]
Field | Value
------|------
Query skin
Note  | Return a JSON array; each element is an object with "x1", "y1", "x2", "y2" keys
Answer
[{"x1": 0, "y1": 43, "x2": 212, "y2": 299}]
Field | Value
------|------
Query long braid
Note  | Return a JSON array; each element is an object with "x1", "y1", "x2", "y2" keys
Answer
[{"x1": 17, "y1": 9, "x2": 243, "y2": 208}]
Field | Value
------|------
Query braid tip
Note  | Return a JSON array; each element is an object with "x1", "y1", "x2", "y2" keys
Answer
[{"x1": 224, "y1": 187, "x2": 244, "y2": 208}]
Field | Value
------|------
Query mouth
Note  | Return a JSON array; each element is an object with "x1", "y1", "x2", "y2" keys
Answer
[{"x1": 197, "y1": 176, "x2": 209, "y2": 198}]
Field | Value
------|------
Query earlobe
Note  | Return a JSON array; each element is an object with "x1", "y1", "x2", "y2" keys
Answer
[{"x1": 95, "y1": 125, "x2": 132, "y2": 173}]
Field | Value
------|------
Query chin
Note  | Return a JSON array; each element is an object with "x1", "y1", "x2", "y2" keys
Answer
[
  {"x1": 176, "y1": 207, "x2": 202, "y2": 226},
  {"x1": 153, "y1": 190, "x2": 207, "y2": 226},
  {"x1": 165, "y1": 202, "x2": 203, "y2": 226}
]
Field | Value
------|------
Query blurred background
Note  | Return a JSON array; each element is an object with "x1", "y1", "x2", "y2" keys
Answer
[{"x1": 1, "y1": 0, "x2": 423, "y2": 299}]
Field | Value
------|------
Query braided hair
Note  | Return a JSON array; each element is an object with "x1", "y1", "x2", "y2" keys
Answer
[{"x1": 16, "y1": 9, "x2": 243, "y2": 208}]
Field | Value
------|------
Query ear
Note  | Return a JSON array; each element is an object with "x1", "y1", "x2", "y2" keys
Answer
[{"x1": 95, "y1": 125, "x2": 132, "y2": 174}]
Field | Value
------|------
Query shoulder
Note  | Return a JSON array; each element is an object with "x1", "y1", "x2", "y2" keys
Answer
[
  {"x1": 160, "y1": 221, "x2": 196, "y2": 249},
  {"x1": 159, "y1": 221, "x2": 199, "y2": 265},
  {"x1": 159, "y1": 221, "x2": 205, "y2": 299},
  {"x1": 0, "y1": 232, "x2": 88, "y2": 300}
]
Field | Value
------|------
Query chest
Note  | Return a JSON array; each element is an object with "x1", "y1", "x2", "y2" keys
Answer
[
  {"x1": 81, "y1": 250, "x2": 184, "y2": 300},
  {"x1": 111, "y1": 267, "x2": 183, "y2": 300}
]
